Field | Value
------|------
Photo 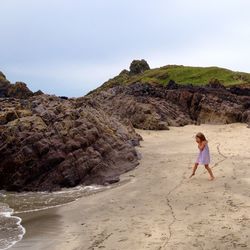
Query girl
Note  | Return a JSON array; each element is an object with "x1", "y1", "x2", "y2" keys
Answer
[{"x1": 190, "y1": 132, "x2": 215, "y2": 180}]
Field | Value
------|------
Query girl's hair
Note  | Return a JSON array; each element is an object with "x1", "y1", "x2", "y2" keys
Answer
[{"x1": 196, "y1": 132, "x2": 207, "y2": 141}]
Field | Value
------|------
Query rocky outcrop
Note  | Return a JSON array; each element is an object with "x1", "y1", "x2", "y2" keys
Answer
[
  {"x1": 87, "y1": 60, "x2": 151, "y2": 95},
  {"x1": 0, "y1": 72, "x2": 10, "y2": 97},
  {"x1": 90, "y1": 81, "x2": 250, "y2": 130},
  {"x1": 207, "y1": 79, "x2": 226, "y2": 89},
  {"x1": 6, "y1": 82, "x2": 34, "y2": 99},
  {"x1": 0, "y1": 71, "x2": 42, "y2": 98},
  {"x1": 0, "y1": 94, "x2": 141, "y2": 191},
  {"x1": 129, "y1": 59, "x2": 150, "y2": 75}
]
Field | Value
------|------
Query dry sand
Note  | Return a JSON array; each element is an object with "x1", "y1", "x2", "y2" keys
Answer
[{"x1": 12, "y1": 124, "x2": 250, "y2": 250}]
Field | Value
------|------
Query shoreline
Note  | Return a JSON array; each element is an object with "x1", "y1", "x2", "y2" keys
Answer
[
  {"x1": 11, "y1": 124, "x2": 250, "y2": 250},
  {"x1": 0, "y1": 209, "x2": 26, "y2": 250}
]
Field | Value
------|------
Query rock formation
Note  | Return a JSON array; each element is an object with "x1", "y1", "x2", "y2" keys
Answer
[
  {"x1": 0, "y1": 94, "x2": 141, "y2": 191},
  {"x1": 129, "y1": 59, "x2": 150, "y2": 75},
  {"x1": 0, "y1": 71, "x2": 42, "y2": 98},
  {"x1": 90, "y1": 81, "x2": 250, "y2": 130}
]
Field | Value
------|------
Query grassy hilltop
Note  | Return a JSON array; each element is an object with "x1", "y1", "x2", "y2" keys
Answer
[{"x1": 92, "y1": 60, "x2": 250, "y2": 94}]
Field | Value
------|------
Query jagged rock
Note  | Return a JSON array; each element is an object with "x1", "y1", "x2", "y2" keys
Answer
[
  {"x1": 166, "y1": 80, "x2": 179, "y2": 90},
  {"x1": 229, "y1": 86, "x2": 250, "y2": 96},
  {"x1": 0, "y1": 72, "x2": 11, "y2": 98},
  {"x1": 0, "y1": 71, "x2": 6, "y2": 79},
  {"x1": 119, "y1": 69, "x2": 130, "y2": 76},
  {"x1": 59, "y1": 96, "x2": 68, "y2": 100},
  {"x1": 129, "y1": 59, "x2": 150, "y2": 75},
  {"x1": 7, "y1": 82, "x2": 33, "y2": 99},
  {"x1": 90, "y1": 82, "x2": 250, "y2": 129},
  {"x1": 0, "y1": 72, "x2": 34, "y2": 98},
  {"x1": 33, "y1": 90, "x2": 44, "y2": 96},
  {"x1": 207, "y1": 78, "x2": 226, "y2": 89},
  {"x1": 0, "y1": 95, "x2": 141, "y2": 191}
]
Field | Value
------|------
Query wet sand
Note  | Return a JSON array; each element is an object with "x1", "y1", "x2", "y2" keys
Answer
[{"x1": 12, "y1": 124, "x2": 250, "y2": 250}]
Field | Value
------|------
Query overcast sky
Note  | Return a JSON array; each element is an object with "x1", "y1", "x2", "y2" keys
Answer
[{"x1": 1, "y1": 0, "x2": 250, "y2": 97}]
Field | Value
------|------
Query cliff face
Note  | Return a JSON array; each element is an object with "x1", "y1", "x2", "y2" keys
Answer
[
  {"x1": 90, "y1": 82, "x2": 250, "y2": 130},
  {"x1": 0, "y1": 94, "x2": 140, "y2": 191}
]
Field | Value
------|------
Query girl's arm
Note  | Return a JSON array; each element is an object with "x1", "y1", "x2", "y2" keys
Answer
[{"x1": 198, "y1": 141, "x2": 207, "y2": 151}]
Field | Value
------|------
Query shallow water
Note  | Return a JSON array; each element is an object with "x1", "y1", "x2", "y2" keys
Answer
[{"x1": 0, "y1": 184, "x2": 111, "y2": 249}]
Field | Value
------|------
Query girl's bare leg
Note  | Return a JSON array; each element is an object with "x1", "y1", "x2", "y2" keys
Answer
[
  {"x1": 190, "y1": 163, "x2": 199, "y2": 178},
  {"x1": 205, "y1": 165, "x2": 215, "y2": 180}
]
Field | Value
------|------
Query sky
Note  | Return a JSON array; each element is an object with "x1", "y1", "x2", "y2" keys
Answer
[{"x1": 0, "y1": 0, "x2": 250, "y2": 97}]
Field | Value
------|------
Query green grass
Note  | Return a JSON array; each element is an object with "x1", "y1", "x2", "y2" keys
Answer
[
  {"x1": 145, "y1": 65, "x2": 250, "y2": 86},
  {"x1": 90, "y1": 65, "x2": 250, "y2": 94}
]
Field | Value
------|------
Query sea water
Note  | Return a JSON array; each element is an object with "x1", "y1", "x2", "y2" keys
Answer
[{"x1": 0, "y1": 185, "x2": 110, "y2": 249}]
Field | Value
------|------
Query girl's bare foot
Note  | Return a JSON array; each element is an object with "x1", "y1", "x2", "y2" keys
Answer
[
  {"x1": 209, "y1": 176, "x2": 215, "y2": 181},
  {"x1": 189, "y1": 173, "x2": 195, "y2": 178}
]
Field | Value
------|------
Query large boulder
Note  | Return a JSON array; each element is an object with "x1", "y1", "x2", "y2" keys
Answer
[
  {"x1": 0, "y1": 95, "x2": 141, "y2": 191},
  {"x1": 129, "y1": 59, "x2": 150, "y2": 75}
]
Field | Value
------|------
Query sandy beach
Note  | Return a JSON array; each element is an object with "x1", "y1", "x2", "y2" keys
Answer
[{"x1": 12, "y1": 124, "x2": 250, "y2": 250}]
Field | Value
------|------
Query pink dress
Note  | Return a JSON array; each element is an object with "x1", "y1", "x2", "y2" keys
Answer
[{"x1": 196, "y1": 143, "x2": 210, "y2": 165}]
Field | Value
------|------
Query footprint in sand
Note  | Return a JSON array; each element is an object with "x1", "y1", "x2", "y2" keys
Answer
[
  {"x1": 118, "y1": 237, "x2": 128, "y2": 242},
  {"x1": 224, "y1": 183, "x2": 231, "y2": 190},
  {"x1": 143, "y1": 232, "x2": 152, "y2": 237}
]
